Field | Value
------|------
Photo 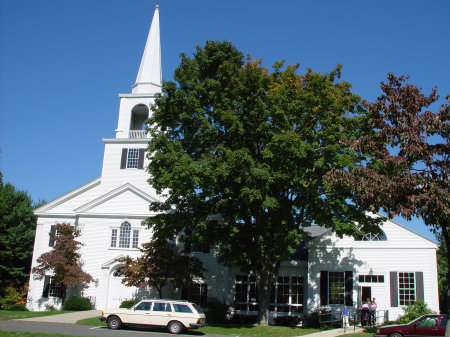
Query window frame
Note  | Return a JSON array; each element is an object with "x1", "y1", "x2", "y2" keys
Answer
[
  {"x1": 110, "y1": 222, "x2": 140, "y2": 249},
  {"x1": 399, "y1": 272, "x2": 415, "y2": 305},
  {"x1": 328, "y1": 271, "x2": 345, "y2": 305}
]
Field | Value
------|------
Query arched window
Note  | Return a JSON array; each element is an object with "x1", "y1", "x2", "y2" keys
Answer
[
  {"x1": 119, "y1": 221, "x2": 131, "y2": 248},
  {"x1": 360, "y1": 230, "x2": 387, "y2": 241},
  {"x1": 112, "y1": 267, "x2": 125, "y2": 277}
]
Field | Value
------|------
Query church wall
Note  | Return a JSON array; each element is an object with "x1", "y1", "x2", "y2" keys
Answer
[{"x1": 307, "y1": 241, "x2": 439, "y2": 321}]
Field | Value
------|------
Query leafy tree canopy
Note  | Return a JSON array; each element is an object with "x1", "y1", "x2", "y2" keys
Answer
[
  {"x1": 145, "y1": 41, "x2": 381, "y2": 324},
  {"x1": 117, "y1": 237, "x2": 204, "y2": 299},
  {"x1": 0, "y1": 173, "x2": 37, "y2": 292},
  {"x1": 325, "y1": 74, "x2": 449, "y2": 317},
  {"x1": 32, "y1": 222, "x2": 93, "y2": 298}
]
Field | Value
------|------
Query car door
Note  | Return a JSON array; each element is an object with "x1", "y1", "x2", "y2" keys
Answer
[
  {"x1": 127, "y1": 301, "x2": 153, "y2": 324},
  {"x1": 410, "y1": 316, "x2": 440, "y2": 337},
  {"x1": 149, "y1": 301, "x2": 173, "y2": 326}
]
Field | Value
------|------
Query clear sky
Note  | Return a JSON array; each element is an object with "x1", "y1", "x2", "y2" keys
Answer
[{"x1": 1, "y1": 0, "x2": 448, "y2": 241}]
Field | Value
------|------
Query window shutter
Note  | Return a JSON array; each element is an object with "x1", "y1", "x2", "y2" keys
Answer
[
  {"x1": 345, "y1": 271, "x2": 353, "y2": 306},
  {"x1": 390, "y1": 271, "x2": 398, "y2": 307},
  {"x1": 48, "y1": 225, "x2": 56, "y2": 247},
  {"x1": 320, "y1": 271, "x2": 328, "y2": 306},
  {"x1": 201, "y1": 283, "x2": 208, "y2": 305},
  {"x1": 415, "y1": 272, "x2": 424, "y2": 301},
  {"x1": 181, "y1": 287, "x2": 188, "y2": 301},
  {"x1": 138, "y1": 149, "x2": 145, "y2": 169},
  {"x1": 42, "y1": 276, "x2": 50, "y2": 298},
  {"x1": 120, "y1": 149, "x2": 128, "y2": 169}
]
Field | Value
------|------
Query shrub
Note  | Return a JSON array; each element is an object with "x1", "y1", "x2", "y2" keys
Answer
[
  {"x1": 0, "y1": 286, "x2": 19, "y2": 310},
  {"x1": 228, "y1": 314, "x2": 258, "y2": 324},
  {"x1": 204, "y1": 297, "x2": 231, "y2": 323},
  {"x1": 305, "y1": 307, "x2": 333, "y2": 328},
  {"x1": 62, "y1": 296, "x2": 92, "y2": 311},
  {"x1": 119, "y1": 300, "x2": 138, "y2": 309},
  {"x1": 274, "y1": 315, "x2": 302, "y2": 326},
  {"x1": 8, "y1": 304, "x2": 27, "y2": 311},
  {"x1": 397, "y1": 300, "x2": 435, "y2": 324}
]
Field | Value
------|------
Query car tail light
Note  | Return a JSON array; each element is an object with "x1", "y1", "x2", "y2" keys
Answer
[
  {"x1": 102, "y1": 311, "x2": 104, "y2": 317},
  {"x1": 197, "y1": 318, "x2": 201, "y2": 324}
]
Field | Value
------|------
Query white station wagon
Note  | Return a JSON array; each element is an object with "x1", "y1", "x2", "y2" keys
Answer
[{"x1": 100, "y1": 299, "x2": 206, "y2": 334}]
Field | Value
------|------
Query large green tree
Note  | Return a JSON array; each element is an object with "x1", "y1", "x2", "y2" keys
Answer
[
  {"x1": 0, "y1": 173, "x2": 37, "y2": 293},
  {"x1": 145, "y1": 41, "x2": 381, "y2": 324}
]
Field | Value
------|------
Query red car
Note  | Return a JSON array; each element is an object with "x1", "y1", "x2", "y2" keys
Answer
[{"x1": 374, "y1": 314, "x2": 447, "y2": 337}]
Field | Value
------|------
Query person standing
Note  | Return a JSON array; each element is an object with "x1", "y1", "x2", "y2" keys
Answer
[
  {"x1": 370, "y1": 298, "x2": 377, "y2": 325},
  {"x1": 341, "y1": 305, "x2": 350, "y2": 328}
]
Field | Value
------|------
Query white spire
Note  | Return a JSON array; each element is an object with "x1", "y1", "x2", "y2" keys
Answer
[{"x1": 132, "y1": 4, "x2": 161, "y2": 94}]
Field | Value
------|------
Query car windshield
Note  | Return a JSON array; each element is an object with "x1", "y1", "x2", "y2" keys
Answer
[{"x1": 191, "y1": 303, "x2": 204, "y2": 314}]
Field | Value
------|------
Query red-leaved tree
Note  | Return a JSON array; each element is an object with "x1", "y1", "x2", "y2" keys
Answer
[
  {"x1": 326, "y1": 73, "x2": 449, "y2": 317},
  {"x1": 117, "y1": 237, "x2": 204, "y2": 299},
  {"x1": 32, "y1": 222, "x2": 93, "y2": 299}
]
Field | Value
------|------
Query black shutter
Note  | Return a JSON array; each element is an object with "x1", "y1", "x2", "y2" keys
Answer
[
  {"x1": 120, "y1": 149, "x2": 128, "y2": 169},
  {"x1": 42, "y1": 276, "x2": 50, "y2": 298},
  {"x1": 345, "y1": 271, "x2": 353, "y2": 306},
  {"x1": 320, "y1": 271, "x2": 328, "y2": 306},
  {"x1": 201, "y1": 284, "x2": 208, "y2": 306},
  {"x1": 390, "y1": 271, "x2": 398, "y2": 307},
  {"x1": 415, "y1": 272, "x2": 424, "y2": 301},
  {"x1": 138, "y1": 149, "x2": 145, "y2": 169},
  {"x1": 48, "y1": 225, "x2": 56, "y2": 247},
  {"x1": 181, "y1": 287, "x2": 188, "y2": 301}
]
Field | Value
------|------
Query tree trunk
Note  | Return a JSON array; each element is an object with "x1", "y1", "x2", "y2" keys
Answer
[
  {"x1": 256, "y1": 266, "x2": 271, "y2": 325},
  {"x1": 443, "y1": 226, "x2": 450, "y2": 337}
]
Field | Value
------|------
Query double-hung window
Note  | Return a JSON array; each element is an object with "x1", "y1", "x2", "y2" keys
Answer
[
  {"x1": 399, "y1": 272, "x2": 415, "y2": 305},
  {"x1": 120, "y1": 148, "x2": 144, "y2": 169},
  {"x1": 329, "y1": 272, "x2": 345, "y2": 304}
]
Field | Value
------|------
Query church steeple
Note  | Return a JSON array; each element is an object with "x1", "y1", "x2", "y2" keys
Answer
[
  {"x1": 132, "y1": 5, "x2": 162, "y2": 94},
  {"x1": 114, "y1": 5, "x2": 162, "y2": 139}
]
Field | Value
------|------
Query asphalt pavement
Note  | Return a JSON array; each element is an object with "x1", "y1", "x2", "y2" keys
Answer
[{"x1": 0, "y1": 310, "x2": 365, "y2": 337}]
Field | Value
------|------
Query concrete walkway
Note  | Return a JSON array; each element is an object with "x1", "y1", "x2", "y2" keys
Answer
[
  {"x1": 299, "y1": 326, "x2": 365, "y2": 337},
  {"x1": 17, "y1": 310, "x2": 102, "y2": 324}
]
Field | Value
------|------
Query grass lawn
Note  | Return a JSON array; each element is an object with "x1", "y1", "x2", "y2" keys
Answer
[
  {"x1": 77, "y1": 317, "x2": 319, "y2": 337},
  {"x1": 0, "y1": 310, "x2": 73, "y2": 321}
]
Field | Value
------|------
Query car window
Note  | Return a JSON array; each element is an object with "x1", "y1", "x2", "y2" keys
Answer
[
  {"x1": 191, "y1": 303, "x2": 204, "y2": 314},
  {"x1": 172, "y1": 304, "x2": 193, "y2": 313},
  {"x1": 134, "y1": 301, "x2": 152, "y2": 311},
  {"x1": 417, "y1": 317, "x2": 437, "y2": 327},
  {"x1": 152, "y1": 302, "x2": 172, "y2": 312}
]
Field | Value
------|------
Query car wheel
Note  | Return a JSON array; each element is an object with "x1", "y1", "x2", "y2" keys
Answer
[
  {"x1": 107, "y1": 316, "x2": 122, "y2": 330},
  {"x1": 389, "y1": 333, "x2": 403, "y2": 337},
  {"x1": 167, "y1": 320, "x2": 184, "y2": 334}
]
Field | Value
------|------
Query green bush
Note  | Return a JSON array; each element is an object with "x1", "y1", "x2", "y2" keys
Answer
[
  {"x1": 8, "y1": 304, "x2": 27, "y2": 311},
  {"x1": 0, "y1": 286, "x2": 19, "y2": 310},
  {"x1": 274, "y1": 315, "x2": 302, "y2": 327},
  {"x1": 62, "y1": 296, "x2": 92, "y2": 311},
  {"x1": 204, "y1": 297, "x2": 231, "y2": 323},
  {"x1": 397, "y1": 300, "x2": 435, "y2": 323},
  {"x1": 119, "y1": 300, "x2": 138, "y2": 309}
]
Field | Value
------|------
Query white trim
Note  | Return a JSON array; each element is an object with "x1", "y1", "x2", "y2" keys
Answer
[
  {"x1": 73, "y1": 183, "x2": 159, "y2": 213},
  {"x1": 34, "y1": 178, "x2": 101, "y2": 213},
  {"x1": 103, "y1": 138, "x2": 149, "y2": 144}
]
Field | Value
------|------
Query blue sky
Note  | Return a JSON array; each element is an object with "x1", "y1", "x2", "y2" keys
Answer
[{"x1": 1, "y1": 0, "x2": 448, "y2": 241}]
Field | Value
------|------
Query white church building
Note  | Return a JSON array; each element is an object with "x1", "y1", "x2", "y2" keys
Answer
[{"x1": 27, "y1": 5, "x2": 440, "y2": 321}]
